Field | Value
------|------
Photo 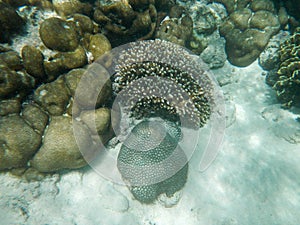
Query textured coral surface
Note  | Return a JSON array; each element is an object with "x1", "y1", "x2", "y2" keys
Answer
[{"x1": 273, "y1": 28, "x2": 300, "y2": 107}]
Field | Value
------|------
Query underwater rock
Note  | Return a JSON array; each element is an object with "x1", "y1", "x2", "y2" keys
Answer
[
  {"x1": 259, "y1": 44, "x2": 280, "y2": 71},
  {"x1": 23, "y1": 167, "x2": 46, "y2": 182},
  {"x1": 154, "y1": 0, "x2": 175, "y2": 12},
  {"x1": 93, "y1": 1, "x2": 136, "y2": 35},
  {"x1": 258, "y1": 30, "x2": 292, "y2": 71},
  {"x1": 72, "y1": 13, "x2": 95, "y2": 35},
  {"x1": 31, "y1": 116, "x2": 92, "y2": 172},
  {"x1": 180, "y1": 1, "x2": 227, "y2": 55},
  {"x1": 128, "y1": 0, "x2": 151, "y2": 10},
  {"x1": 63, "y1": 68, "x2": 86, "y2": 96},
  {"x1": 278, "y1": 0, "x2": 300, "y2": 22},
  {"x1": 117, "y1": 120, "x2": 188, "y2": 204},
  {"x1": 80, "y1": 108, "x2": 111, "y2": 135},
  {"x1": 0, "y1": 115, "x2": 41, "y2": 170},
  {"x1": 272, "y1": 28, "x2": 300, "y2": 108},
  {"x1": 22, "y1": 103, "x2": 49, "y2": 134},
  {"x1": 63, "y1": 68, "x2": 87, "y2": 95},
  {"x1": 39, "y1": 17, "x2": 79, "y2": 52},
  {"x1": 155, "y1": 14, "x2": 193, "y2": 47},
  {"x1": 58, "y1": 45, "x2": 87, "y2": 69},
  {"x1": 34, "y1": 76, "x2": 70, "y2": 116},
  {"x1": 52, "y1": 0, "x2": 92, "y2": 17},
  {"x1": 94, "y1": 1, "x2": 157, "y2": 46},
  {"x1": 200, "y1": 35, "x2": 227, "y2": 69},
  {"x1": 190, "y1": 2, "x2": 226, "y2": 36},
  {"x1": 2, "y1": 0, "x2": 28, "y2": 7},
  {"x1": 21, "y1": 45, "x2": 46, "y2": 80},
  {"x1": 43, "y1": 46, "x2": 87, "y2": 82},
  {"x1": 219, "y1": 0, "x2": 280, "y2": 67},
  {"x1": 249, "y1": 0, "x2": 275, "y2": 12},
  {"x1": 0, "y1": 65, "x2": 22, "y2": 99},
  {"x1": 27, "y1": 0, "x2": 54, "y2": 10},
  {"x1": 0, "y1": 99, "x2": 21, "y2": 116},
  {"x1": 0, "y1": 50, "x2": 22, "y2": 70},
  {"x1": 0, "y1": 2, "x2": 25, "y2": 43},
  {"x1": 73, "y1": 65, "x2": 112, "y2": 109},
  {"x1": 43, "y1": 58, "x2": 66, "y2": 82},
  {"x1": 210, "y1": 0, "x2": 251, "y2": 14},
  {"x1": 278, "y1": 7, "x2": 289, "y2": 28},
  {"x1": 85, "y1": 33, "x2": 111, "y2": 60},
  {"x1": 169, "y1": 5, "x2": 185, "y2": 18}
]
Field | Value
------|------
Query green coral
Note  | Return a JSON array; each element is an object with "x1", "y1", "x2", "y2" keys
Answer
[
  {"x1": 273, "y1": 28, "x2": 300, "y2": 108},
  {"x1": 117, "y1": 120, "x2": 188, "y2": 203}
]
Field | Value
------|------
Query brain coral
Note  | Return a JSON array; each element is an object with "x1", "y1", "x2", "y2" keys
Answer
[
  {"x1": 117, "y1": 120, "x2": 188, "y2": 203},
  {"x1": 273, "y1": 28, "x2": 300, "y2": 108}
]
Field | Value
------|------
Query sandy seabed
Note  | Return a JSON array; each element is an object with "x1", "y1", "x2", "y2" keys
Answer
[{"x1": 1, "y1": 60, "x2": 299, "y2": 225}]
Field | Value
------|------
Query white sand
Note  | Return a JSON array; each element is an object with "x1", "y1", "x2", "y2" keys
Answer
[{"x1": 1, "y1": 60, "x2": 299, "y2": 225}]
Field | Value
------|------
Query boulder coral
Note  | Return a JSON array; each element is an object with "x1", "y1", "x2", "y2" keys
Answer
[
  {"x1": 217, "y1": 0, "x2": 283, "y2": 67},
  {"x1": 0, "y1": 67, "x2": 114, "y2": 174}
]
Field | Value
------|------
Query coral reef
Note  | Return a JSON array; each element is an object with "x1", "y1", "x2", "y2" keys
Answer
[
  {"x1": 117, "y1": 120, "x2": 188, "y2": 203},
  {"x1": 271, "y1": 28, "x2": 300, "y2": 108},
  {"x1": 0, "y1": 65, "x2": 114, "y2": 173},
  {"x1": 0, "y1": 0, "x2": 212, "y2": 190},
  {"x1": 218, "y1": 0, "x2": 282, "y2": 67}
]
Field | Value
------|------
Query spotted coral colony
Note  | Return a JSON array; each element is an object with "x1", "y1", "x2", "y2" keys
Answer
[
  {"x1": 117, "y1": 120, "x2": 188, "y2": 203},
  {"x1": 112, "y1": 40, "x2": 213, "y2": 128}
]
